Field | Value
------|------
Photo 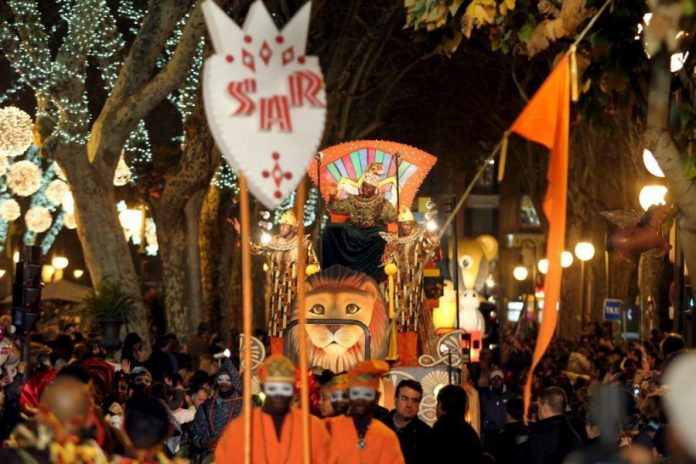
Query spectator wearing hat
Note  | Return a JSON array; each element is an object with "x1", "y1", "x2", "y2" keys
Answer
[
  {"x1": 191, "y1": 364, "x2": 243, "y2": 462},
  {"x1": 480, "y1": 369, "x2": 514, "y2": 445},
  {"x1": 0, "y1": 376, "x2": 110, "y2": 464},
  {"x1": 327, "y1": 360, "x2": 404, "y2": 464},
  {"x1": 214, "y1": 354, "x2": 334, "y2": 463}
]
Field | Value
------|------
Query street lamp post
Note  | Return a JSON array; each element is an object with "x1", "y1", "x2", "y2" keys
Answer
[{"x1": 575, "y1": 242, "x2": 595, "y2": 330}]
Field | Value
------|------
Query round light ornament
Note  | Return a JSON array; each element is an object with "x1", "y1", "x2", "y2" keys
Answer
[
  {"x1": 25, "y1": 207, "x2": 52, "y2": 233},
  {"x1": 46, "y1": 180, "x2": 69, "y2": 205},
  {"x1": 7, "y1": 161, "x2": 42, "y2": 196},
  {"x1": 0, "y1": 106, "x2": 34, "y2": 157},
  {"x1": 0, "y1": 199, "x2": 21, "y2": 221}
]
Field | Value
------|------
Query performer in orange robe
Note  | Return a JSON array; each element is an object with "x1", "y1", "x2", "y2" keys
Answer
[
  {"x1": 326, "y1": 360, "x2": 405, "y2": 464},
  {"x1": 215, "y1": 354, "x2": 335, "y2": 463}
]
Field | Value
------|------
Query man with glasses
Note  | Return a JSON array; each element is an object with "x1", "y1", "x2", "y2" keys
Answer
[{"x1": 380, "y1": 379, "x2": 433, "y2": 464}]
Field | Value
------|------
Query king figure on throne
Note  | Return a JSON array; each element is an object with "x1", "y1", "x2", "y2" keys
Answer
[{"x1": 321, "y1": 164, "x2": 397, "y2": 281}]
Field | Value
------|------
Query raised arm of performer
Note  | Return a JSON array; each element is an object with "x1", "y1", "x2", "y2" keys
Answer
[{"x1": 326, "y1": 185, "x2": 351, "y2": 214}]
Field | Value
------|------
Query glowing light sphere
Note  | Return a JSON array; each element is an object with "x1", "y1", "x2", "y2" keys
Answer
[
  {"x1": 642, "y1": 149, "x2": 665, "y2": 178},
  {"x1": 0, "y1": 106, "x2": 34, "y2": 157},
  {"x1": 513, "y1": 265, "x2": 529, "y2": 281},
  {"x1": 46, "y1": 180, "x2": 69, "y2": 205},
  {"x1": 561, "y1": 251, "x2": 574, "y2": 268},
  {"x1": 639, "y1": 185, "x2": 668, "y2": 211},
  {"x1": 25, "y1": 207, "x2": 52, "y2": 233},
  {"x1": 0, "y1": 199, "x2": 21, "y2": 221},
  {"x1": 7, "y1": 161, "x2": 42, "y2": 196},
  {"x1": 537, "y1": 258, "x2": 549, "y2": 275},
  {"x1": 62, "y1": 191, "x2": 75, "y2": 215},
  {"x1": 52, "y1": 256, "x2": 68, "y2": 269},
  {"x1": 574, "y1": 242, "x2": 596, "y2": 262},
  {"x1": 64, "y1": 213, "x2": 77, "y2": 229}
]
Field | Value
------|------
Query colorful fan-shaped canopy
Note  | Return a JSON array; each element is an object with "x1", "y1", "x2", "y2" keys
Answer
[{"x1": 308, "y1": 140, "x2": 437, "y2": 209}]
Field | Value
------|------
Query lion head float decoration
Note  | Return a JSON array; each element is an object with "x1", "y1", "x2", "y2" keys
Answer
[{"x1": 288, "y1": 265, "x2": 388, "y2": 373}]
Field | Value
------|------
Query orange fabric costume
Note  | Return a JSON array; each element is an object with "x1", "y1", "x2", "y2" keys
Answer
[
  {"x1": 326, "y1": 415, "x2": 404, "y2": 464},
  {"x1": 214, "y1": 407, "x2": 335, "y2": 463}
]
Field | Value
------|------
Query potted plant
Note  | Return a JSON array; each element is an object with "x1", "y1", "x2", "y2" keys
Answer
[{"x1": 80, "y1": 279, "x2": 134, "y2": 350}]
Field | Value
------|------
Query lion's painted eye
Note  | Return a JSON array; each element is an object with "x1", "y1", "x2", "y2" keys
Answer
[
  {"x1": 309, "y1": 304, "x2": 325, "y2": 315},
  {"x1": 346, "y1": 304, "x2": 360, "y2": 315}
]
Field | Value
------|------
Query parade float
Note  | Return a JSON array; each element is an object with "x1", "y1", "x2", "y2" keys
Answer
[{"x1": 200, "y1": 0, "x2": 496, "y2": 436}]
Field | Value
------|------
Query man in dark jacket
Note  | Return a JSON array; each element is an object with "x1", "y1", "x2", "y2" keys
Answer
[
  {"x1": 480, "y1": 369, "x2": 515, "y2": 445},
  {"x1": 380, "y1": 379, "x2": 433, "y2": 464},
  {"x1": 490, "y1": 397, "x2": 529, "y2": 463},
  {"x1": 522, "y1": 386, "x2": 582, "y2": 464},
  {"x1": 432, "y1": 384, "x2": 483, "y2": 463}
]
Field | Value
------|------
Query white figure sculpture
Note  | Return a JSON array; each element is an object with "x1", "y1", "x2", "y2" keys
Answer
[{"x1": 458, "y1": 288, "x2": 486, "y2": 333}]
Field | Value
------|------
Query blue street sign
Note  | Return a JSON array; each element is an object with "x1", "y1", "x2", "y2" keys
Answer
[{"x1": 603, "y1": 299, "x2": 623, "y2": 321}]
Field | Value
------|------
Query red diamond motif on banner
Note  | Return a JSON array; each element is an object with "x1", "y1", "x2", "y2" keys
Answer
[
  {"x1": 242, "y1": 49, "x2": 255, "y2": 72},
  {"x1": 259, "y1": 41, "x2": 272, "y2": 65},
  {"x1": 281, "y1": 47, "x2": 295, "y2": 66},
  {"x1": 261, "y1": 152, "x2": 293, "y2": 199}
]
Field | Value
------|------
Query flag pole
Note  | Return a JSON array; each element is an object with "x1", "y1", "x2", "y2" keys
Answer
[
  {"x1": 239, "y1": 174, "x2": 253, "y2": 464},
  {"x1": 438, "y1": 141, "x2": 502, "y2": 240},
  {"x1": 295, "y1": 179, "x2": 311, "y2": 464}
]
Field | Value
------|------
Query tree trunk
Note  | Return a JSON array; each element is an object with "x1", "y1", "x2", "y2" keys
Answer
[
  {"x1": 646, "y1": 50, "x2": 696, "y2": 277},
  {"x1": 55, "y1": 145, "x2": 150, "y2": 341},
  {"x1": 639, "y1": 249, "x2": 665, "y2": 336},
  {"x1": 154, "y1": 204, "x2": 191, "y2": 340},
  {"x1": 200, "y1": 185, "x2": 224, "y2": 325},
  {"x1": 186, "y1": 191, "x2": 205, "y2": 331}
]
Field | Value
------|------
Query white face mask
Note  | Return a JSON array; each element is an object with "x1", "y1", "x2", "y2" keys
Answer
[
  {"x1": 264, "y1": 382, "x2": 294, "y2": 397},
  {"x1": 331, "y1": 391, "x2": 348, "y2": 402},
  {"x1": 217, "y1": 375, "x2": 232, "y2": 385},
  {"x1": 349, "y1": 387, "x2": 376, "y2": 401}
]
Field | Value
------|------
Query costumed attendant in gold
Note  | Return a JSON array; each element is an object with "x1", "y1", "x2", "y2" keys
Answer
[
  {"x1": 214, "y1": 355, "x2": 335, "y2": 463},
  {"x1": 323, "y1": 164, "x2": 397, "y2": 281},
  {"x1": 248, "y1": 210, "x2": 318, "y2": 352},
  {"x1": 381, "y1": 207, "x2": 440, "y2": 362},
  {"x1": 327, "y1": 360, "x2": 405, "y2": 464},
  {"x1": 0, "y1": 376, "x2": 109, "y2": 464}
]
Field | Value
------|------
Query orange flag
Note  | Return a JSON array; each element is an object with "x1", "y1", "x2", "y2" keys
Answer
[{"x1": 509, "y1": 55, "x2": 570, "y2": 421}]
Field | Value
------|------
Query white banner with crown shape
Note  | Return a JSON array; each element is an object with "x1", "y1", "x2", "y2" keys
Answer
[{"x1": 201, "y1": 0, "x2": 326, "y2": 209}]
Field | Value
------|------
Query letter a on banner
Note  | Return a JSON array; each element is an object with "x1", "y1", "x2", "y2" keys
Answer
[{"x1": 202, "y1": 0, "x2": 327, "y2": 209}]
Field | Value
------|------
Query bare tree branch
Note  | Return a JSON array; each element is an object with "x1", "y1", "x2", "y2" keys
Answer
[
  {"x1": 109, "y1": 0, "x2": 192, "y2": 105},
  {"x1": 89, "y1": 3, "x2": 205, "y2": 171}
]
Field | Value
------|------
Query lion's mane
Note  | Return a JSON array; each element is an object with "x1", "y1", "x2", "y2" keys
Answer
[{"x1": 288, "y1": 265, "x2": 388, "y2": 373}]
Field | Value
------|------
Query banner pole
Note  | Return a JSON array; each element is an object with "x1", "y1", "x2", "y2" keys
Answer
[
  {"x1": 239, "y1": 174, "x2": 253, "y2": 464},
  {"x1": 295, "y1": 179, "x2": 311, "y2": 464}
]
